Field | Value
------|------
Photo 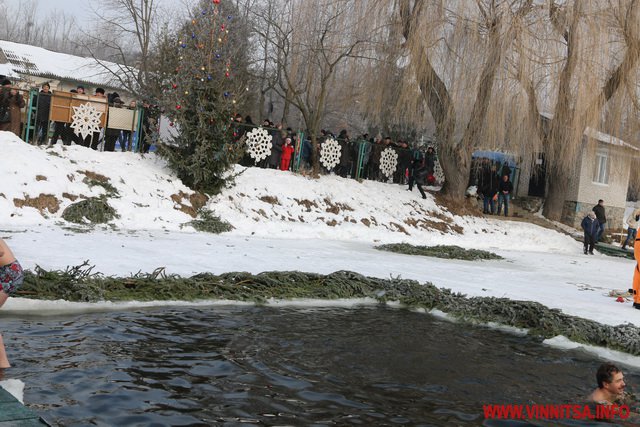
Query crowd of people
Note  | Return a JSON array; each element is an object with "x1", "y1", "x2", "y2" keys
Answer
[
  {"x1": 473, "y1": 158, "x2": 514, "y2": 216},
  {"x1": 232, "y1": 115, "x2": 439, "y2": 197},
  {"x1": 0, "y1": 78, "x2": 155, "y2": 153}
]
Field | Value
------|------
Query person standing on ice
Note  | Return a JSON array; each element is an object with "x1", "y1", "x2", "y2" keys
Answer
[
  {"x1": 280, "y1": 137, "x2": 294, "y2": 171},
  {"x1": 0, "y1": 239, "x2": 24, "y2": 368},
  {"x1": 581, "y1": 211, "x2": 599, "y2": 255}
]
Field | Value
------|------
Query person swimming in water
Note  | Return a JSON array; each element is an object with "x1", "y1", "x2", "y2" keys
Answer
[
  {"x1": 590, "y1": 362, "x2": 626, "y2": 405},
  {"x1": 0, "y1": 238, "x2": 24, "y2": 368}
]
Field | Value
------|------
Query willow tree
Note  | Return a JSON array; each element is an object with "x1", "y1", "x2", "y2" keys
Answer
[
  {"x1": 368, "y1": 0, "x2": 533, "y2": 198},
  {"x1": 513, "y1": 0, "x2": 640, "y2": 221}
]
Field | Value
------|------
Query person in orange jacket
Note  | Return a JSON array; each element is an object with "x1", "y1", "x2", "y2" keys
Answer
[{"x1": 280, "y1": 137, "x2": 294, "y2": 171}]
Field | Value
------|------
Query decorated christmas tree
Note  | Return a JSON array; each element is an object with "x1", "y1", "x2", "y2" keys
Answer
[{"x1": 158, "y1": 0, "x2": 249, "y2": 194}]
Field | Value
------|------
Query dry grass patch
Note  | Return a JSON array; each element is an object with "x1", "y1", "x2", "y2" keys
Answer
[
  {"x1": 295, "y1": 198, "x2": 319, "y2": 211},
  {"x1": 13, "y1": 194, "x2": 60, "y2": 214},
  {"x1": 323, "y1": 197, "x2": 353, "y2": 214},
  {"x1": 259, "y1": 195, "x2": 280, "y2": 205},
  {"x1": 389, "y1": 222, "x2": 410, "y2": 235},
  {"x1": 78, "y1": 170, "x2": 109, "y2": 183},
  {"x1": 171, "y1": 191, "x2": 209, "y2": 218},
  {"x1": 433, "y1": 193, "x2": 483, "y2": 217},
  {"x1": 404, "y1": 217, "x2": 463, "y2": 234}
]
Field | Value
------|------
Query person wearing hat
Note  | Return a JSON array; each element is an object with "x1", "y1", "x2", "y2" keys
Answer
[
  {"x1": 34, "y1": 82, "x2": 52, "y2": 145},
  {"x1": 0, "y1": 79, "x2": 25, "y2": 137},
  {"x1": 581, "y1": 211, "x2": 599, "y2": 255},
  {"x1": 103, "y1": 92, "x2": 124, "y2": 152}
]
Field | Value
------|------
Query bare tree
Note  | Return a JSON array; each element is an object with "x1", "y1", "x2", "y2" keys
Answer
[
  {"x1": 254, "y1": 0, "x2": 378, "y2": 173},
  {"x1": 0, "y1": 0, "x2": 86, "y2": 56},
  {"x1": 83, "y1": 0, "x2": 161, "y2": 96}
]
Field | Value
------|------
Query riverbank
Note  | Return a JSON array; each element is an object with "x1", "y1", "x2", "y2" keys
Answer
[{"x1": 2, "y1": 132, "x2": 639, "y2": 359}]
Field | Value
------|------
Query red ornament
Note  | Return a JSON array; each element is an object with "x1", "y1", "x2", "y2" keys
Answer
[
  {"x1": 213, "y1": 0, "x2": 220, "y2": 3},
  {"x1": 616, "y1": 296, "x2": 625, "y2": 303},
  {"x1": 169, "y1": 122, "x2": 174, "y2": 127},
  {"x1": 225, "y1": 71, "x2": 230, "y2": 77},
  {"x1": 172, "y1": 84, "x2": 177, "y2": 89},
  {"x1": 176, "y1": 105, "x2": 182, "y2": 110}
]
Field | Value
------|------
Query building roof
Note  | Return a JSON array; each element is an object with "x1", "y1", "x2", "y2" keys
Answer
[
  {"x1": 0, "y1": 40, "x2": 130, "y2": 89},
  {"x1": 540, "y1": 111, "x2": 639, "y2": 152},
  {"x1": 584, "y1": 127, "x2": 639, "y2": 152}
]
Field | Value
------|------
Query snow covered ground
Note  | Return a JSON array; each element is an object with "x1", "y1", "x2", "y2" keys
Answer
[{"x1": 1, "y1": 131, "x2": 639, "y2": 365}]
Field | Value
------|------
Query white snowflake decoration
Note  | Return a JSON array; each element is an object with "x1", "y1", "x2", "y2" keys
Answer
[
  {"x1": 245, "y1": 127, "x2": 273, "y2": 163},
  {"x1": 320, "y1": 138, "x2": 341, "y2": 170},
  {"x1": 433, "y1": 159, "x2": 444, "y2": 185},
  {"x1": 70, "y1": 103, "x2": 103, "y2": 139},
  {"x1": 380, "y1": 147, "x2": 398, "y2": 179}
]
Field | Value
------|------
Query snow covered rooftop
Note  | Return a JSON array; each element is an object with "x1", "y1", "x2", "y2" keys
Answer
[
  {"x1": 0, "y1": 40, "x2": 131, "y2": 89},
  {"x1": 540, "y1": 112, "x2": 638, "y2": 151},
  {"x1": 584, "y1": 126, "x2": 639, "y2": 152}
]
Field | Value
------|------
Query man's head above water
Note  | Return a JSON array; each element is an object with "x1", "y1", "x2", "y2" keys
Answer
[{"x1": 591, "y1": 363, "x2": 625, "y2": 403}]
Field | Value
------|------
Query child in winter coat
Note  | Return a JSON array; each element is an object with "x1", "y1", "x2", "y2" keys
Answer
[
  {"x1": 581, "y1": 211, "x2": 599, "y2": 255},
  {"x1": 280, "y1": 137, "x2": 295, "y2": 171}
]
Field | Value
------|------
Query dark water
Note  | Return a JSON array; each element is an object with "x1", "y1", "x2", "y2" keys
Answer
[{"x1": 2, "y1": 305, "x2": 640, "y2": 426}]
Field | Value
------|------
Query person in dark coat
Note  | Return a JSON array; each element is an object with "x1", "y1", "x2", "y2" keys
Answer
[
  {"x1": 496, "y1": 174, "x2": 514, "y2": 217},
  {"x1": 35, "y1": 82, "x2": 52, "y2": 145},
  {"x1": 480, "y1": 164, "x2": 498, "y2": 214},
  {"x1": 581, "y1": 211, "x2": 599, "y2": 255},
  {"x1": 268, "y1": 123, "x2": 283, "y2": 169},
  {"x1": 413, "y1": 157, "x2": 429, "y2": 199},
  {"x1": 369, "y1": 138, "x2": 384, "y2": 181},
  {"x1": 592, "y1": 199, "x2": 607, "y2": 243},
  {"x1": 407, "y1": 149, "x2": 424, "y2": 192},
  {"x1": 139, "y1": 100, "x2": 157, "y2": 153},
  {"x1": 425, "y1": 146, "x2": 436, "y2": 175},
  {"x1": 395, "y1": 141, "x2": 412, "y2": 184},
  {"x1": 337, "y1": 129, "x2": 351, "y2": 177},
  {"x1": 0, "y1": 79, "x2": 25, "y2": 137}
]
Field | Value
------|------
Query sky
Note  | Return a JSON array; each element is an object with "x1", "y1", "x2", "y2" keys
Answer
[
  {"x1": 3, "y1": 0, "x2": 178, "y2": 26},
  {"x1": 5, "y1": 0, "x2": 94, "y2": 22}
]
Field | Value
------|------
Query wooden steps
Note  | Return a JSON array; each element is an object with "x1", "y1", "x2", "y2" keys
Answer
[{"x1": 0, "y1": 385, "x2": 49, "y2": 426}]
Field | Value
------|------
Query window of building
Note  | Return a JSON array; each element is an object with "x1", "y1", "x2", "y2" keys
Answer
[{"x1": 593, "y1": 147, "x2": 609, "y2": 184}]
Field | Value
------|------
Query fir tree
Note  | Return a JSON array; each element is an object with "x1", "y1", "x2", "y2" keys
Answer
[{"x1": 157, "y1": 0, "x2": 249, "y2": 194}]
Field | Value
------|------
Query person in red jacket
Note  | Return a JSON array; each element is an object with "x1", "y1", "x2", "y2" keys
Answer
[{"x1": 280, "y1": 137, "x2": 294, "y2": 171}]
